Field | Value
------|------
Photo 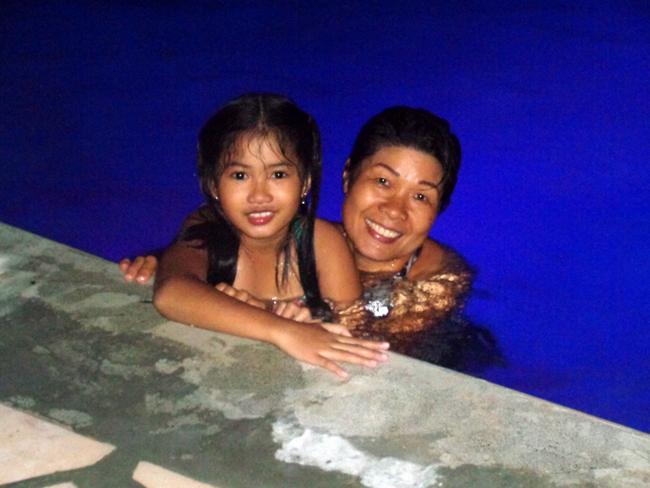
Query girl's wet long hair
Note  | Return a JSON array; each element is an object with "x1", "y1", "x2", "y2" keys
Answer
[{"x1": 182, "y1": 93, "x2": 329, "y2": 317}]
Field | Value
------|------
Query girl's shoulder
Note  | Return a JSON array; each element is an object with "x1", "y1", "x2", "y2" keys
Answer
[
  {"x1": 313, "y1": 219, "x2": 347, "y2": 241},
  {"x1": 314, "y1": 218, "x2": 345, "y2": 236},
  {"x1": 408, "y1": 238, "x2": 474, "y2": 282}
]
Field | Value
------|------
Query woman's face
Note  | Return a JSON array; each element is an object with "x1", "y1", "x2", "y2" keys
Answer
[{"x1": 342, "y1": 146, "x2": 443, "y2": 273}]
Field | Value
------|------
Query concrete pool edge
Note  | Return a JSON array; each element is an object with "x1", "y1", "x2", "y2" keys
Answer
[{"x1": 1, "y1": 221, "x2": 649, "y2": 488}]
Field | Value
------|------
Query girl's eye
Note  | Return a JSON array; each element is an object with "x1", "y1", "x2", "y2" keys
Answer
[
  {"x1": 272, "y1": 171, "x2": 287, "y2": 179},
  {"x1": 414, "y1": 193, "x2": 427, "y2": 202},
  {"x1": 232, "y1": 172, "x2": 246, "y2": 180},
  {"x1": 377, "y1": 177, "x2": 389, "y2": 185}
]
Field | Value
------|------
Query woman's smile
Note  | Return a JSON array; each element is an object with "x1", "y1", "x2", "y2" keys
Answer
[{"x1": 365, "y1": 218, "x2": 402, "y2": 242}]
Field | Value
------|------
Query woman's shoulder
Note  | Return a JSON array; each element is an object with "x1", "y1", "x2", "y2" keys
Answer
[{"x1": 409, "y1": 238, "x2": 474, "y2": 282}]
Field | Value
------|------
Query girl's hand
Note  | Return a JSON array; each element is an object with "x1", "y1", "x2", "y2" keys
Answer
[
  {"x1": 119, "y1": 256, "x2": 158, "y2": 283},
  {"x1": 215, "y1": 283, "x2": 266, "y2": 310},
  {"x1": 272, "y1": 322, "x2": 390, "y2": 378},
  {"x1": 272, "y1": 300, "x2": 313, "y2": 322},
  {"x1": 319, "y1": 323, "x2": 353, "y2": 337}
]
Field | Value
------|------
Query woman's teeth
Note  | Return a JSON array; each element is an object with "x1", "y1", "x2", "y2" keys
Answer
[{"x1": 366, "y1": 219, "x2": 401, "y2": 238}]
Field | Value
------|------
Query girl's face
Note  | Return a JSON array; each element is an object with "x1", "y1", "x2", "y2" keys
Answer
[
  {"x1": 214, "y1": 133, "x2": 308, "y2": 246},
  {"x1": 342, "y1": 145, "x2": 443, "y2": 273}
]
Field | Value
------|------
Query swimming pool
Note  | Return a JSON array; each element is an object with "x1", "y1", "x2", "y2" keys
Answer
[{"x1": 2, "y1": 0, "x2": 648, "y2": 433}]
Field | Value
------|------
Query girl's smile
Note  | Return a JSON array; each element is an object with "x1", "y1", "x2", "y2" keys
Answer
[{"x1": 247, "y1": 210, "x2": 276, "y2": 226}]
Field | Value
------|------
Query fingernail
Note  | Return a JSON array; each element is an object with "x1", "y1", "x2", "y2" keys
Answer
[
  {"x1": 125, "y1": 274, "x2": 132, "y2": 280},
  {"x1": 366, "y1": 360, "x2": 377, "y2": 367}
]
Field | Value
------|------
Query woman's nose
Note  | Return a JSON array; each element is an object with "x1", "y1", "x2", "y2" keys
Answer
[
  {"x1": 379, "y1": 194, "x2": 407, "y2": 220},
  {"x1": 247, "y1": 179, "x2": 272, "y2": 203}
]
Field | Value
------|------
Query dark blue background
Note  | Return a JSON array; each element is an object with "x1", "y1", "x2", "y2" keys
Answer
[{"x1": 1, "y1": 0, "x2": 649, "y2": 432}]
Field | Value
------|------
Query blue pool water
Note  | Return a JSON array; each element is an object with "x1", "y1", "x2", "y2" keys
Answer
[{"x1": 2, "y1": 1, "x2": 649, "y2": 433}]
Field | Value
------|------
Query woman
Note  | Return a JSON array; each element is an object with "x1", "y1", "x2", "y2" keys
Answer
[{"x1": 122, "y1": 106, "x2": 501, "y2": 372}]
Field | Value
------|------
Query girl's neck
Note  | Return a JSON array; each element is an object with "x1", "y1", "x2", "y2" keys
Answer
[
  {"x1": 235, "y1": 235, "x2": 302, "y2": 301},
  {"x1": 239, "y1": 233, "x2": 286, "y2": 255}
]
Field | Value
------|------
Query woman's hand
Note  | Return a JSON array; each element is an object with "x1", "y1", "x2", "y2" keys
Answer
[
  {"x1": 215, "y1": 283, "x2": 266, "y2": 310},
  {"x1": 119, "y1": 256, "x2": 158, "y2": 283},
  {"x1": 272, "y1": 322, "x2": 390, "y2": 379}
]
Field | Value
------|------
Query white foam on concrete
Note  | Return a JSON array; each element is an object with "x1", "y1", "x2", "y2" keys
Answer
[
  {"x1": 0, "y1": 404, "x2": 115, "y2": 485},
  {"x1": 272, "y1": 418, "x2": 439, "y2": 488}
]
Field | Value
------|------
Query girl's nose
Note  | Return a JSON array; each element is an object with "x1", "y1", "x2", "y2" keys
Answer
[{"x1": 247, "y1": 179, "x2": 272, "y2": 203}]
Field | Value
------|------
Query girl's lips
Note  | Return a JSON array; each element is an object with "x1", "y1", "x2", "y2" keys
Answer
[
  {"x1": 247, "y1": 211, "x2": 275, "y2": 226},
  {"x1": 365, "y1": 219, "x2": 402, "y2": 243}
]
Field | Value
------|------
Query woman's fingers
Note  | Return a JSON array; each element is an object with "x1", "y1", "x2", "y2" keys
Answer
[
  {"x1": 122, "y1": 256, "x2": 144, "y2": 281},
  {"x1": 136, "y1": 256, "x2": 157, "y2": 282},
  {"x1": 120, "y1": 256, "x2": 157, "y2": 283}
]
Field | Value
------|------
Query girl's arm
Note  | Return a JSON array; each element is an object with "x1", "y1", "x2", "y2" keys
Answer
[
  {"x1": 153, "y1": 242, "x2": 389, "y2": 378},
  {"x1": 313, "y1": 219, "x2": 363, "y2": 305}
]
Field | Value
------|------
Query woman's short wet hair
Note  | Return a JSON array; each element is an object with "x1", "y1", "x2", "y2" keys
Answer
[{"x1": 345, "y1": 106, "x2": 461, "y2": 213}]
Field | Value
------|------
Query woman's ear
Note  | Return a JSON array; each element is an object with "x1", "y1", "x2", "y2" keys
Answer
[{"x1": 342, "y1": 158, "x2": 351, "y2": 194}]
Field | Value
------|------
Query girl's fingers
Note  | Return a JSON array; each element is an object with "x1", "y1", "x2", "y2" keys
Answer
[
  {"x1": 318, "y1": 346, "x2": 385, "y2": 369},
  {"x1": 317, "y1": 359, "x2": 349, "y2": 379},
  {"x1": 330, "y1": 342, "x2": 389, "y2": 362},
  {"x1": 293, "y1": 308, "x2": 312, "y2": 322},
  {"x1": 320, "y1": 323, "x2": 352, "y2": 337},
  {"x1": 272, "y1": 302, "x2": 313, "y2": 322},
  {"x1": 336, "y1": 336, "x2": 390, "y2": 351}
]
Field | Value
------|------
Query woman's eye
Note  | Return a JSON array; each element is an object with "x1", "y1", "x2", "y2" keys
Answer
[
  {"x1": 377, "y1": 177, "x2": 388, "y2": 185},
  {"x1": 414, "y1": 193, "x2": 427, "y2": 202}
]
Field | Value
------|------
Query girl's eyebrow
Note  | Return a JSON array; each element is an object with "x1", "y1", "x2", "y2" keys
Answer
[
  {"x1": 224, "y1": 160, "x2": 296, "y2": 169},
  {"x1": 224, "y1": 161, "x2": 249, "y2": 168},
  {"x1": 373, "y1": 162, "x2": 441, "y2": 189}
]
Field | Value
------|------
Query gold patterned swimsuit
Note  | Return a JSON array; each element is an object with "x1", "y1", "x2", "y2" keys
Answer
[{"x1": 337, "y1": 245, "x2": 504, "y2": 373}]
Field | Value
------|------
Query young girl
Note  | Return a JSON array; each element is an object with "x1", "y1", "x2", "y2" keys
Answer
[{"x1": 152, "y1": 93, "x2": 389, "y2": 378}]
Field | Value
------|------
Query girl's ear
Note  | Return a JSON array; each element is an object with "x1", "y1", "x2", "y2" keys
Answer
[
  {"x1": 342, "y1": 158, "x2": 351, "y2": 194},
  {"x1": 302, "y1": 176, "x2": 312, "y2": 197},
  {"x1": 209, "y1": 181, "x2": 219, "y2": 201}
]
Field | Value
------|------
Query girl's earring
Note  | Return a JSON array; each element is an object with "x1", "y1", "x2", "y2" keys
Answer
[{"x1": 301, "y1": 194, "x2": 307, "y2": 206}]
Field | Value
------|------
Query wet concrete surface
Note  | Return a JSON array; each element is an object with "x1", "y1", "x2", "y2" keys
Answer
[{"x1": 1, "y1": 221, "x2": 649, "y2": 488}]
